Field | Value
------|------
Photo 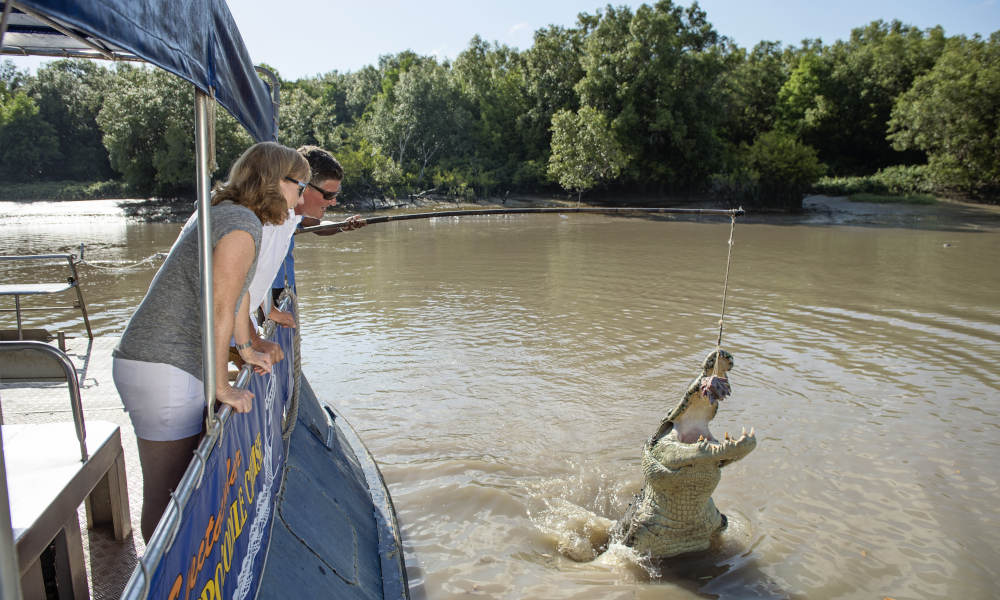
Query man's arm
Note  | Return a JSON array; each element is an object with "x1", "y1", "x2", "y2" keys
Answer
[{"x1": 307, "y1": 214, "x2": 367, "y2": 237}]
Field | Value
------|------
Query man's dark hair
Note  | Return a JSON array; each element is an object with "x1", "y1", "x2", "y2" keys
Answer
[{"x1": 297, "y1": 145, "x2": 344, "y2": 183}]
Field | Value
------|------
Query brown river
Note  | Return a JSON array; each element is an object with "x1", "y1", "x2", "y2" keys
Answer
[{"x1": 2, "y1": 197, "x2": 999, "y2": 599}]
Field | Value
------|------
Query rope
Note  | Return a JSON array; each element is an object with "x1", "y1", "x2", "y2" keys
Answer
[
  {"x1": 78, "y1": 252, "x2": 167, "y2": 273},
  {"x1": 282, "y1": 289, "x2": 301, "y2": 441},
  {"x1": 713, "y1": 214, "x2": 737, "y2": 376}
]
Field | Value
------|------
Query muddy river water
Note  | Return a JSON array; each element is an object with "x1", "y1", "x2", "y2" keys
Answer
[{"x1": 2, "y1": 197, "x2": 999, "y2": 599}]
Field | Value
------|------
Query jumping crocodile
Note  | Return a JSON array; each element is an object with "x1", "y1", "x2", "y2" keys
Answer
[{"x1": 612, "y1": 349, "x2": 756, "y2": 559}]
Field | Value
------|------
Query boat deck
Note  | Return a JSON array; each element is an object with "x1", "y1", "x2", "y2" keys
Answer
[{"x1": 1, "y1": 336, "x2": 144, "y2": 599}]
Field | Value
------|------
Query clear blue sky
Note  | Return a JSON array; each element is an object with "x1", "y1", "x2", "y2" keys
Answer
[
  {"x1": 6, "y1": 1, "x2": 998, "y2": 77},
  {"x1": 226, "y1": 0, "x2": 1000, "y2": 80}
]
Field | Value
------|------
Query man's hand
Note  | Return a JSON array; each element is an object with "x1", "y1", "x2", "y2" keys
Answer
[
  {"x1": 254, "y1": 338, "x2": 284, "y2": 364},
  {"x1": 268, "y1": 307, "x2": 296, "y2": 328},
  {"x1": 342, "y1": 214, "x2": 366, "y2": 230},
  {"x1": 238, "y1": 346, "x2": 273, "y2": 375},
  {"x1": 312, "y1": 214, "x2": 367, "y2": 236}
]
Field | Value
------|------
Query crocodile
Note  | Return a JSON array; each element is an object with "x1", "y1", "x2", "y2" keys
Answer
[{"x1": 612, "y1": 349, "x2": 756, "y2": 559}]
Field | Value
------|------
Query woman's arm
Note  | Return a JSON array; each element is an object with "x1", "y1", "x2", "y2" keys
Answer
[
  {"x1": 212, "y1": 230, "x2": 256, "y2": 413},
  {"x1": 234, "y1": 291, "x2": 274, "y2": 374}
]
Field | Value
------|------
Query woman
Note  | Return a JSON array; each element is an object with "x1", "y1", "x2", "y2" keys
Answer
[{"x1": 112, "y1": 141, "x2": 309, "y2": 541}]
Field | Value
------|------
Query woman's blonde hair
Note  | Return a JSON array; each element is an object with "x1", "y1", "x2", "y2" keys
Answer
[{"x1": 212, "y1": 141, "x2": 309, "y2": 225}]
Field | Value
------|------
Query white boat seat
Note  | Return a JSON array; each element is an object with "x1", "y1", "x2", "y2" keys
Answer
[{"x1": 3, "y1": 421, "x2": 131, "y2": 599}]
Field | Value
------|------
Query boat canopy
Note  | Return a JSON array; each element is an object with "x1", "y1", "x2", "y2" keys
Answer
[{"x1": 0, "y1": 0, "x2": 277, "y2": 142}]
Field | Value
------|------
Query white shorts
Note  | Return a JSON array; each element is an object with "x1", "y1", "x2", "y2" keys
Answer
[{"x1": 112, "y1": 357, "x2": 206, "y2": 441}]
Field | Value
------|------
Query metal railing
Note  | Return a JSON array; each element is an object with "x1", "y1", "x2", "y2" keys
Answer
[
  {"x1": 0, "y1": 341, "x2": 88, "y2": 459},
  {"x1": 0, "y1": 253, "x2": 94, "y2": 341}
]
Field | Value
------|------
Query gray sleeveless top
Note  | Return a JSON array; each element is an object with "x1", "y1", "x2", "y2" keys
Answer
[{"x1": 114, "y1": 201, "x2": 262, "y2": 380}]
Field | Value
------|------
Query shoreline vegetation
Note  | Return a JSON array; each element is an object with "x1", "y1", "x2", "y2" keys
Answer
[
  {"x1": 3, "y1": 8, "x2": 998, "y2": 213},
  {"x1": 0, "y1": 176, "x2": 991, "y2": 209},
  {"x1": 3, "y1": 180, "x2": 999, "y2": 232}
]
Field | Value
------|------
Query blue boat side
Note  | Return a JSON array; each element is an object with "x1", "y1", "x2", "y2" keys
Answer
[{"x1": 258, "y1": 376, "x2": 409, "y2": 599}]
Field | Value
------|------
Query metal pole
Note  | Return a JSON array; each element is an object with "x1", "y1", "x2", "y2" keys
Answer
[
  {"x1": 66, "y1": 256, "x2": 93, "y2": 340},
  {"x1": 0, "y1": 425, "x2": 24, "y2": 600},
  {"x1": 194, "y1": 89, "x2": 216, "y2": 433},
  {"x1": 0, "y1": 1, "x2": 14, "y2": 51}
]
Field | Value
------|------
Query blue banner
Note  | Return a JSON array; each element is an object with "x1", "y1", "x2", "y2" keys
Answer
[{"x1": 149, "y1": 323, "x2": 294, "y2": 600}]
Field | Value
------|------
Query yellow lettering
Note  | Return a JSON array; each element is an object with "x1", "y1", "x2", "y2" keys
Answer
[
  {"x1": 238, "y1": 491, "x2": 247, "y2": 534},
  {"x1": 229, "y1": 499, "x2": 241, "y2": 542},
  {"x1": 221, "y1": 531, "x2": 231, "y2": 574},
  {"x1": 238, "y1": 487, "x2": 247, "y2": 529},
  {"x1": 244, "y1": 469, "x2": 254, "y2": 503},
  {"x1": 199, "y1": 577, "x2": 215, "y2": 600},
  {"x1": 215, "y1": 560, "x2": 225, "y2": 595}
]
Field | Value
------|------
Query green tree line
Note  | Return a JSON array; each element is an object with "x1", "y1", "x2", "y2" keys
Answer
[{"x1": 1, "y1": 1, "x2": 997, "y2": 209}]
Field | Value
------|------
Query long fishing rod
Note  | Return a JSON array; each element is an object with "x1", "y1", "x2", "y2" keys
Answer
[{"x1": 298, "y1": 206, "x2": 745, "y2": 235}]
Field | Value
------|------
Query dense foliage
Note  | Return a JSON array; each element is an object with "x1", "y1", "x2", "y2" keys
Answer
[{"x1": 0, "y1": 2, "x2": 996, "y2": 208}]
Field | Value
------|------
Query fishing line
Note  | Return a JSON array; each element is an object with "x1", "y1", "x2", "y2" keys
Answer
[
  {"x1": 712, "y1": 214, "x2": 737, "y2": 380},
  {"x1": 716, "y1": 214, "x2": 736, "y2": 348}
]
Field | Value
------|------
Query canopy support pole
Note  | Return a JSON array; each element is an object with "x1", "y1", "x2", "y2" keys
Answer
[
  {"x1": 194, "y1": 89, "x2": 217, "y2": 434},
  {"x1": 0, "y1": 1, "x2": 14, "y2": 49}
]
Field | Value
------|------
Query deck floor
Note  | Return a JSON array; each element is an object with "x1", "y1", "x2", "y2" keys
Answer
[{"x1": 1, "y1": 336, "x2": 144, "y2": 599}]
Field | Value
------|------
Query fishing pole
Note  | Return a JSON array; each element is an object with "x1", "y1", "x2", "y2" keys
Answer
[{"x1": 298, "y1": 206, "x2": 745, "y2": 235}]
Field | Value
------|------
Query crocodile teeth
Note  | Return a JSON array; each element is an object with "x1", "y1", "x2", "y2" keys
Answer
[
  {"x1": 725, "y1": 432, "x2": 730, "y2": 441},
  {"x1": 750, "y1": 427, "x2": 755, "y2": 437},
  {"x1": 741, "y1": 426, "x2": 746, "y2": 436},
  {"x1": 698, "y1": 435, "x2": 705, "y2": 442}
]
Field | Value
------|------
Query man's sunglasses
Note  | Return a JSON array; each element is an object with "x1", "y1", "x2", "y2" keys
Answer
[
  {"x1": 284, "y1": 176, "x2": 308, "y2": 196},
  {"x1": 307, "y1": 182, "x2": 340, "y2": 201}
]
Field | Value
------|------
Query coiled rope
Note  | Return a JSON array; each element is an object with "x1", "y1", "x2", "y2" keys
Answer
[{"x1": 283, "y1": 289, "x2": 301, "y2": 441}]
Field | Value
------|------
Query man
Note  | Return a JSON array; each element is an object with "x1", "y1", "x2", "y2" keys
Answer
[{"x1": 267, "y1": 146, "x2": 365, "y2": 322}]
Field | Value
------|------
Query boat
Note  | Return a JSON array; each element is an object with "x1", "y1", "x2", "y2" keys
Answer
[{"x1": 0, "y1": 1, "x2": 407, "y2": 598}]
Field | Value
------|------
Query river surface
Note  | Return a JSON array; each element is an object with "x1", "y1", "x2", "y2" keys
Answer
[{"x1": 2, "y1": 198, "x2": 999, "y2": 599}]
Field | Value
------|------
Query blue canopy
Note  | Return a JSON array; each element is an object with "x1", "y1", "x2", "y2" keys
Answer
[{"x1": 1, "y1": 0, "x2": 277, "y2": 142}]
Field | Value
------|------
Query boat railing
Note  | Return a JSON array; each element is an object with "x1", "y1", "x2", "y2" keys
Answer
[{"x1": 0, "y1": 251, "x2": 94, "y2": 342}]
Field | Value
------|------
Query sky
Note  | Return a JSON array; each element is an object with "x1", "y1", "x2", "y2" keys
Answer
[
  {"x1": 224, "y1": 0, "x2": 1000, "y2": 80},
  {"x1": 4, "y1": 1, "x2": 998, "y2": 78}
]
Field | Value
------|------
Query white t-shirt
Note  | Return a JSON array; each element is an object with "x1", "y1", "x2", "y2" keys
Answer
[
  {"x1": 249, "y1": 209, "x2": 302, "y2": 325},
  {"x1": 180, "y1": 207, "x2": 301, "y2": 327}
]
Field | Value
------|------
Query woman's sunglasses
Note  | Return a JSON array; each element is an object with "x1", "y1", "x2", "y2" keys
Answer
[{"x1": 284, "y1": 176, "x2": 308, "y2": 196}]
